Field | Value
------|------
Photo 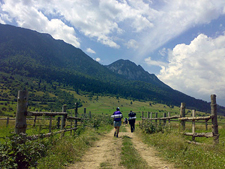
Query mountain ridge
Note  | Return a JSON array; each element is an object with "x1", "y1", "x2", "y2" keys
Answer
[
  {"x1": 106, "y1": 59, "x2": 171, "y2": 89},
  {"x1": 0, "y1": 23, "x2": 224, "y2": 114}
]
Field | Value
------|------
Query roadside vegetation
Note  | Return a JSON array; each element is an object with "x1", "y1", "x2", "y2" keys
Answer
[
  {"x1": 1, "y1": 88, "x2": 225, "y2": 168},
  {"x1": 0, "y1": 114, "x2": 112, "y2": 169},
  {"x1": 139, "y1": 122, "x2": 225, "y2": 169}
]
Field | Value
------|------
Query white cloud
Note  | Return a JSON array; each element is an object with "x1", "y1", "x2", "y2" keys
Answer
[
  {"x1": 145, "y1": 57, "x2": 167, "y2": 67},
  {"x1": 125, "y1": 39, "x2": 138, "y2": 49},
  {"x1": 86, "y1": 48, "x2": 96, "y2": 54},
  {"x1": 1, "y1": 0, "x2": 80, "y2": 47},
  {"x1": 138, "y1": 0, "x2": 225, "y2": 58},
  {"x1": 1, "y1": 0, "x2": 225, "y2": 54},
  {"x1": 159, "y1": 48, "x2": 167, "y2": 57},
  {"x1": 158, "y1": 33, "x2": 225, "y2": 106},
  {"x1": 95, "y1": 58, "x2": 101, "y2": 62}
]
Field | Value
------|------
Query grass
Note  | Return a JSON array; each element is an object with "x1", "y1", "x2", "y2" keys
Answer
[
  {"x1": 36, "y1": 124, "x2": 112, "y2": 169},
  {"x1": 0, "y1": 114, "x2": 113, "y2": 169},
  {"x1": 1, "y1": 90, "x2": 225, "y2": 168},
  {"x1": 138, "y1": 124, "x2": 225, "y2": 169},
  {"x1": 120, "y1": 135, "x2": 151, "y2": 169},
  {"x1": 99, "y1": 162, "x2": 112, "y2": 169}
]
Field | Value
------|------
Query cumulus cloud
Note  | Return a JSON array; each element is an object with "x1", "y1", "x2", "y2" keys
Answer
[
  {"x1": 1, "y1": 0, "x2": 225, "y2": 54},
  {"x1": 1, "y1": 0, "x2": 80, "y2": 47},
  {"x1": 158, "y1": 33, "x2": 225, "y2": 106},
  {"x1": 138, "y1": 0, "x2": 225, "y2": 58},
  {"x1": 86, "y1": 48, "x2": 96, "y2": 54}
]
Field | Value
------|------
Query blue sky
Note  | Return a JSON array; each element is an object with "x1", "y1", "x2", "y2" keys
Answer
[{"x1": 0, "y1": 0, "x2": 225, "y2": 106}]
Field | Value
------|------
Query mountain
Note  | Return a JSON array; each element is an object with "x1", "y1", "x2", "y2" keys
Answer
[
  {"x1": 0, "y1": 23, "x2": 224, "y2": 114},
  {"x1": 106, "y1": 59, "x2": 170, "y2": 89}
]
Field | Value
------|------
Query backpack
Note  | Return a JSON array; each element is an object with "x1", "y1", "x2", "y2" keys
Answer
[{"x1": 129, "y1": 112, "x2": 136, "y2": 117}]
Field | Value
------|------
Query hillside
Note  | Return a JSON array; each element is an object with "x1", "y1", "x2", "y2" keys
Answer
[
  {"x1": 106, "y1": 59, "x2": 170, "y2": 89},
  {"x1": 0, "y1": 23, "x2": 224, "y2": 114}
]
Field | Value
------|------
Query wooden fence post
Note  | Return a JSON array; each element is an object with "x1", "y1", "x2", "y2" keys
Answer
[
  {"x1": 168, "y1": 112, "x2": 171, "y2": 128},
  {"x1": 61, "y1": 105, "x2": 67, "y2": 137},
  {"x1": 33, "y1": 116, "x2": 37, "y2": 127},
  {"x1": 147, "y1": 112, "x2": 150, "y2": 119},
  {"x1": 155, "y1": 112, "x2": 158, "y2": 128},
  {"x1": 70, "y1": 121, "x2": 72, "y2": 135},
  {"x1": 180, "y1": 102, "x2": 185, "y2": 130},
  {"x1": 49, "y1": 116, "x2": 52, "y2": 133},
  {"x1": 84, "y1": 108, "x2": 86, "y2": 117},
  {"x1": 89, "y1": 111, "x2": 91, "y2": 119},
  {"x1": 205, "y1": 120, "x2": 208, "y2": 130},
  {"x1": 15, "y1": 90, "x2": 28, "y2": 134},
  {"x1": 192, "y1": 110, "x2": 196, "y2": 141},
  {"x1": 163, "y1": 113, "x2": 166, "y2": 126},
  {"x1": 75, "y1": 103, "x2": 78, "y2": 128},
  {"x1": 211, "y1": 94, "x2": 219, "y2": 144},
  {"x1": 6, "y1": 117, "x2": 9, "y2": 127},
  {"x1": 142, "y1": 112, "x2": 144, "y2": 127},
  {"x1": 150, "y1": 112, "x2": 152, "y2": 123},
  {"x1": 57, "y1": 117, "x2": 61, "y2": 129}
]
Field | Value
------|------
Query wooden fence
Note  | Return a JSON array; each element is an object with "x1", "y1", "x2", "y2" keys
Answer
[
  {"x1": 13, "y1": 90, "x2": 91, "y2": 140},
  {"x1": 141, "y1": 94, "x2": 219, "y2": 144}
]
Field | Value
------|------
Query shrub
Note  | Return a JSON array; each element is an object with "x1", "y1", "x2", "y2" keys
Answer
[{"x1": 0, "y1": 134, "x2": 46, "y2": 169}]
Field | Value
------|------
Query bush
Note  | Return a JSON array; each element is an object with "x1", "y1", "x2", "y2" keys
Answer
[{"x1": 0, "y1": 134, "x2": 46, "y2": 169}]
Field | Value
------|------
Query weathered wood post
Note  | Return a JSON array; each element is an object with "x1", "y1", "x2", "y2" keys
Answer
[
  {"x1": 147, "y1": 112, "x2": 150, "y2": 119},
  {"x1": 84, "y1": 108, "x2": 86, "y2": 117},
  {"x1": 33, "y1": 116, "x2": 37, "y2": 127},
  {"x1": 192, "y1": 110, "x2": 196, "y2": 141},
  {"x1": 155, "y1": 112, "x2": 158, "y2": 128},
  {"x1": 15, "y1": 90, "x2": 28, "y2": 134},
  {"x1": 168, "y1": 112, "x2": 171, "y2": 128},
  {"x1": 211, "y1": 94, "x2": 219, "y2": 144},
  {"x1": 163, "y1": 113, "x2": 166, "y2": 126},
  {"x1": 57, "y1": 117, "x2": 61, "y2": 129},
  {"x1": 150, "y1": 112, "x2": 152, "y2": 123},
  {"x1": 49, "y1": 116, "x2": 52, "y2": 132},
  {"x1": 142, "y1": 112, "x2": 144, "y2": 127},
  {"x1": 89, "y1": 111, "x2": 91, "y2": 119},
  {"x1": 61, "y1": 105, "x2": 67, "y2": 137},
  {"x1": 75, "y1": 103, "x2": 78, "y2": 128},
  {"x1": 70, "y1": 120, "x2": 73, "y2": 135},
  {"x1": 180, "y1": 103, "x2": 185, "y2": 130},
  {"x1": 6, "y1": 117, "x2": 9, "y2": 127},
  {"x1": 205, "y1": 119, "x2": 208, "y2": 130}
]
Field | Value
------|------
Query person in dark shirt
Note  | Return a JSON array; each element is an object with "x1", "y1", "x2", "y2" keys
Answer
[
  {"x1": 128, "y1": 110, "x2": 136, "y2": 133},
  {"x1": 112, "y1": 107, "x2": 123, "y2": 137}
]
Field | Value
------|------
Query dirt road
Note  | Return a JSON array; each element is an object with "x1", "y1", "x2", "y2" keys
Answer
[{"x1": 67, "y1": 126, "x2": 177, "y2": 169}]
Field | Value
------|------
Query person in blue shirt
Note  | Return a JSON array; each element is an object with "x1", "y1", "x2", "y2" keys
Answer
[{"x1": 112, "y1": 107, "x2": 123, "y2": 137}]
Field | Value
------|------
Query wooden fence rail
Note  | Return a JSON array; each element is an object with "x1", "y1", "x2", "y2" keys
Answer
[
  {"x1": 141, "y1": 94, "x2": 219, "y2": 145},
  {"x1": 14, "y1": 90, "x2": 91, "y2": 140}
]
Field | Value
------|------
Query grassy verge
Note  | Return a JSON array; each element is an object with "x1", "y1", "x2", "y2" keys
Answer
[
  {"x1": 120, "y1": 135, "x2": 151, "y2": 169},
  {"x1": 37, "y1": 125, "x2": 112, "y2": 169},
  {"x1": 0, "y1": 114, "x2": 113, "y2": 169},
  {"x1": 138, "y1": 126, "x2": 225, "y2": 169}
]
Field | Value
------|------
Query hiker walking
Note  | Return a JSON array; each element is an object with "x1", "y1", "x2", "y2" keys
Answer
[
  {"x1": 128, "y1": 110, "x2": 136, "y2": 133},
  {"x1": 112, "y1": 107, "x2": 123, "y2": 137}
]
